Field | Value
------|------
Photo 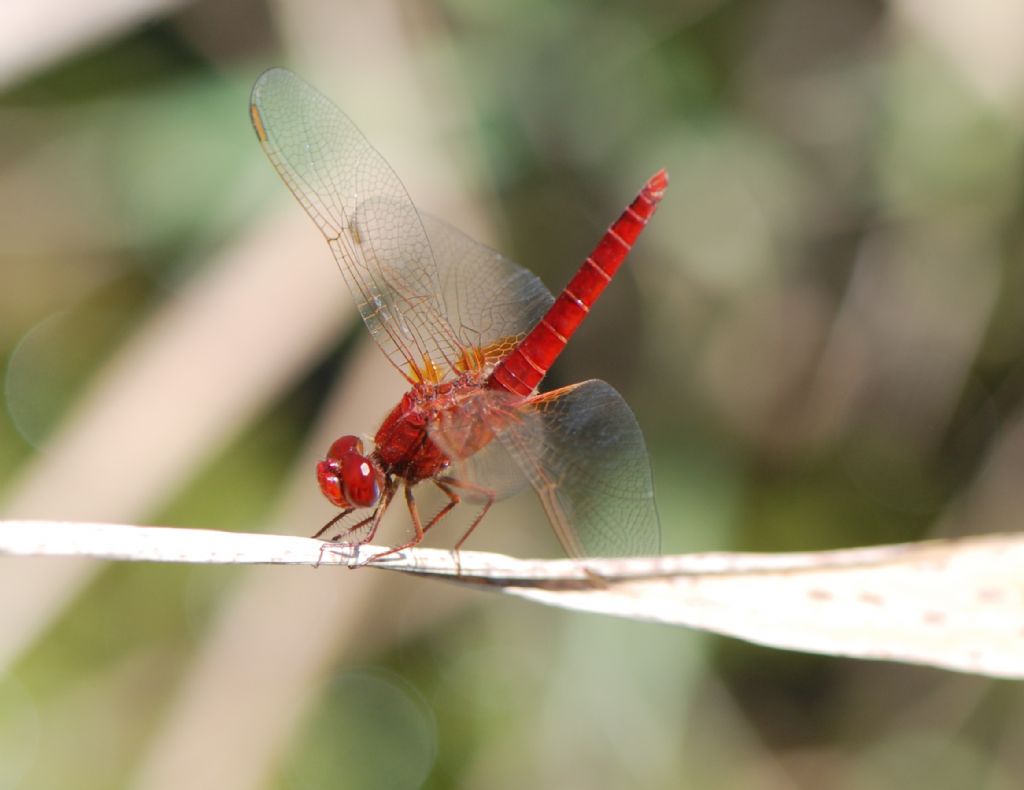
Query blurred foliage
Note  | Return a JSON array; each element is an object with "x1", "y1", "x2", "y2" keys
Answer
[{"x1": 2, "y1": 0, "x2": 1024, "y2": 788}]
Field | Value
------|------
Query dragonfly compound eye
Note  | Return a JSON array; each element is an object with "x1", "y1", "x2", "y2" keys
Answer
[
  {"x1": 316, "y1": 459, "x2": 346, "y2": 507},
  {"x1": 317, "y1": 437, "x2": 380, "y2": 509},
  {"x1": 326, "y1": 434, "x2": 364, "y2": 462},
  {"x1": 340, "y1": 450, "x2": 381, "y2": 508}
]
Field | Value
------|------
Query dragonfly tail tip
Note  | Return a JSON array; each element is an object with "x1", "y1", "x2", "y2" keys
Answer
[{"x1": 645, "y1": 169, "x2": 669, "y2": 199}]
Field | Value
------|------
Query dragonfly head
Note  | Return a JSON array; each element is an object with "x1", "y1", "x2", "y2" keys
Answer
[{"x1": 317, "y1": 435, "x2": 383, "y2": 509}]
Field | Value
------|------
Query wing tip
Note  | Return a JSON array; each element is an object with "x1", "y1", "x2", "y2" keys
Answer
[
  {"x1": 252, "y1": 66, "x2": 292, "y2": 90},
  {"x1": 249, "y1": 65, "x2": 297, "y2": 108},
  {"x1": 250, "y1": 67, "x2": 292, "y2": 142}
]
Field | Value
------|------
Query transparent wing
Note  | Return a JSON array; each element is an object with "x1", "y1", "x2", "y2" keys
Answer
[
  {"x1": 504, "y1": 379, "x2": 660, "y2": 557},
  {"x1": 419, "y1": 214, "x2": 553, "y2": 374},
  {"x1": 250, "y1": 68, "x2": 464, "y2": 379},
  {"x1": 429, "y1": 379, "x2": 660, "y2": 557},
  {"x1": 428, "y1": 387, "x2": 535, "y2": 501}
]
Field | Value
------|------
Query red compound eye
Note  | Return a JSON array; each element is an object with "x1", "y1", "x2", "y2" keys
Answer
[
  {"x1": 339, "y1": 450, "x2": 381, "y2": 508},
  {"x1": 317, "y1": 435, "x2": 380, "y2": 509},
  {"x1": 326, "y1": 435, "x2": 363, "y2": 462},
  {"x1": 316, "y1": 459, "x2": 346, "y2": 507}
]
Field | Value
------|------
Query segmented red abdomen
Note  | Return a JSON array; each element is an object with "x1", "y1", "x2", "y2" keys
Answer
[{"x1": 487, "y1": 170, "x2": 668, "y2": 397}]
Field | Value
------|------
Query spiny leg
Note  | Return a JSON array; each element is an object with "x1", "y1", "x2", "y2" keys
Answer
[
  {"x1": 330, "y1": 512, "x2": 375, "y2": 542},
  {"x1": 346, "y1": 484, "x2": 395, "y2": 544},
  {"x1": 314, "y1": 510, "x2": 374, "y2": 567},
  {"x1": 317, "y1": 485, "x2": 394, "y2": 566},
  {"x1": 420, "y1": 478, "x2": 462, "y2": 535},
  {"x1": 436, "y1": 477, "x2": 497, "y2": 576},
  {"x1": 363, "y1": 484, "x2": 427, "y2": 565},
  {"x1": 312, "y1": 508, "x2": 353, "y2": 540},
  {"x1": 442, "y1": 477, "x2": 496, "y2": 552},
  {"x1": 312, "y1": 508, "x2": 354, "y2": 567},
  {"x1": 363, "y1": 479, "x2": 471, "y2": 568}
]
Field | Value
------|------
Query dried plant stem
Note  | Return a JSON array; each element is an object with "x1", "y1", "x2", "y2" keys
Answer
[{"x1": 2, "y1": 520, "x2": 1023, "y2": 679}]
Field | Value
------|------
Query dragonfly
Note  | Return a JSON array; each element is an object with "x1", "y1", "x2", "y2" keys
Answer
[{"x1": 250, "y1": 68, "x2": 665, "y2": 560}]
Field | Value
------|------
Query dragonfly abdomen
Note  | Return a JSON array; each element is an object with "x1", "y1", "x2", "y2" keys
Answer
[{"x1": 488, "y1": 170, "x2": 667, "y2": 397}]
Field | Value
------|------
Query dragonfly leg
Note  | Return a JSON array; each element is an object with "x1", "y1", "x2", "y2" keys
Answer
[
  {"x1": 420, "y1": 479, "x2": 462, "y2": 535},
  {"x1": 313, "y1": 508, "x2": 355, "y2": 567},
  {"x1": 313, "y1": 511, "x2": 378, "y2": 567},
  {"x1": 443, "y1": 478, "x2": 496, "y2": 552},
  {"x1": 433, "y1": 477, "x2": 497, "y2": 575},
  {"x1": 362, "y1": 479, "x2": 495, "y2": 571},
  {"x1": 363, "y1": 484, "x2": 427, "y2": 565},
  {"x1": 316, "y1": 484, "x2": 395, "y2": 566},
  {"x1": 312, "y1": 508, "x2": 354, "y2": 540}
]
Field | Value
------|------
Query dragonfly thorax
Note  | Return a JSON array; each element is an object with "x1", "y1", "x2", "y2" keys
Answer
[{"x1": 373, "y1": 376, "x2": 491, "y2": 485}]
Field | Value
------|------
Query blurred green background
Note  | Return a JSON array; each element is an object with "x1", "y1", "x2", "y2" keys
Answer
[{"x1": 2, "y1": 0, "x2": 1024, "y2": 788}]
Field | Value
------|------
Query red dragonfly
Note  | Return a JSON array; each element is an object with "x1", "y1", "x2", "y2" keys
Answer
[{"x1": 250, "y1": 68, "x2": 665, "y2": 559}]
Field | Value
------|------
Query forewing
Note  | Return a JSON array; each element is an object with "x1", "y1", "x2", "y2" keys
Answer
[
  {"x1": 502, "y1": 379, "x2": 660, "y2": 557},
  {"x1": 419, "y1": 214, "x2": 553, "y2": 373},
  {"x1": 250, "y1": 68, "x2": 464, "y2": 378}
]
